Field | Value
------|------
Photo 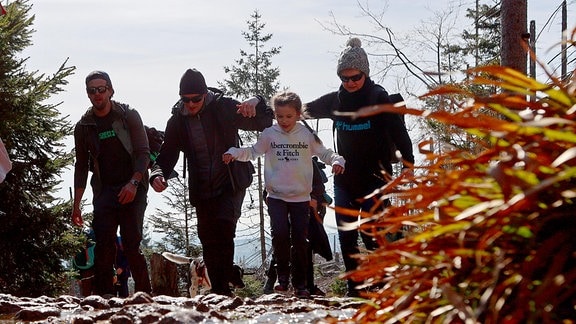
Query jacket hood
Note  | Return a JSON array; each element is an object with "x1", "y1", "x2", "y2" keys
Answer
[
  {"x1": 79, "y1": 100, "x2": 126, "y2": 125},
  {"x1": 175, "y1": 87, "x2": 224, "y2": 117},
  {"x1": 270, "y1": 122, "x2": 307, "y2": 135}
]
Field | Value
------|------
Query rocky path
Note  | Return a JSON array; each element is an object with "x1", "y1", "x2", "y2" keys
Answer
[{"x1": 0, "y1": 291, "x2": 363, "y2": 323}]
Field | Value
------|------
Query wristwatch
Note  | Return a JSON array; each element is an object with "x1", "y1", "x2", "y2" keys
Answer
[{"x1": 129, "y1": 179, "x2": 140, "y2": 187}]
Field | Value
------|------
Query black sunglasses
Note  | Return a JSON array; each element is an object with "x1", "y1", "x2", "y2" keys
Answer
[
  {"x1": 86, "y1": 86, "x2": 109, "y2": 95},
  {"x1": 339, "y1": 73, "x2": 364, "y2": 83},
  {"x1": 181, "y1": 95, "x2": 204, "y2": 104}
]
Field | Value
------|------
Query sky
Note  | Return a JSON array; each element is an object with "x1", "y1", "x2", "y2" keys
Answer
[{"x1": 12, "y1": 0, "x2": 573, "y2": 250}]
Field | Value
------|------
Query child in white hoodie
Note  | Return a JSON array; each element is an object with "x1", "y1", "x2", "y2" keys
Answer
[{"x1": 223, "y1": 91, "x2": 345, "y2": 298}]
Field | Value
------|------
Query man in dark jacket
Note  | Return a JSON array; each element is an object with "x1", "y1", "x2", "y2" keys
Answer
[
  {"x1": 304, "y1": 38, "x2": 414, "y2": 297},
  {"x1": 150, "y1": 68, "x2": 274, "y2": 296},
  {"x1": 71, "y1": 71, "x2": 152, "y2": 296}
]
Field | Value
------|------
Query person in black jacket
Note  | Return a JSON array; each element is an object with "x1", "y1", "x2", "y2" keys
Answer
[
  {"x1": 71, "y1": 71, "x2": 151, "y2": 296},
  {"x1": 150, "y1": 68, "x2": 274, "y2": 296},
  {"x1": 304, "y1": 38, "x2": 414, "y2": 297}
]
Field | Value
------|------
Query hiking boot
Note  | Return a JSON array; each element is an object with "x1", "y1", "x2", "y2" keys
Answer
[
  {"x1": 295, "y1": 289, "x2": 311, "y2": 299},
  {"x1": 310, "y1": 285, "x2": 325, "y2": 296},
  {"x1": 274, "y1": 284, "x2": 289, "y2": 292},
  {"x1": 230, "y1": 264, "x2": 245, "y2": 288},
  {"x1": 345, "y1": 289, "x2": 361, "y2": 298},
  {"x1": 101, "y1": 293, "x2": 116, "y2": 300},
  {"x1": 263, "y1": 277, "x2": 275, "y2": 294},
  {"x1": 211, "y1": 288, "x2": 234, "y2": 297},
  {"x1": 263, "y1": 282, "x2": 275, "y2": 294}
]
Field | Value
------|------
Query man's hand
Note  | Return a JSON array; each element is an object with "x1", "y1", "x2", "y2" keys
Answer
[
  {"x1": 151, "y1": 176, "x2": 168, "y2": 192},
  {"x1": 236, "y1": 97, "x2": 259, "y2": 117},
  {"x1": 118, "y1": 182, "x2": 137, "y2": 204},
  {"x1": 401, "y1": 168, "x2": 414, "y2": 180},
  {"x1": 222, "y1": 153, "x2": 235, "y2": 164},
  {"x1": 71, "y1": 207, "x2": 83, "y2": 227}
]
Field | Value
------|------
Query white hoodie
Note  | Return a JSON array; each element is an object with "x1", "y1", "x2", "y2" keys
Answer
[{"x1": 226, "y1": 123, "x2": 345, "y2": 202}]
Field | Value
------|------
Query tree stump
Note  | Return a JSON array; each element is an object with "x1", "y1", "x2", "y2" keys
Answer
[{"x1": 150, "y1": 252, "x2": 179, "y2": 296}]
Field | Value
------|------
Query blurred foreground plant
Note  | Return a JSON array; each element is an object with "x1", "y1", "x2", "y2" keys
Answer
[{"x1": 338, "y1": 52, "x2": 576, "y2": 322}]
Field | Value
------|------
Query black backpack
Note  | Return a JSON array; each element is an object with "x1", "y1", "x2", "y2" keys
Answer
[{"x1": 145, "y1": 126, "x2": 164, "y2": 165}]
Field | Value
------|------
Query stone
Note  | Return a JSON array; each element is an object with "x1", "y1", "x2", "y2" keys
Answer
[
  {"x1": 157, "y1": 309, "x2": 207, "y2": 323},
  {"x1": 14, "y1": 306, "x2": 60, "y2": 322},
  {"x1": 0, "y1": 292, "x2": 359, "y2": 322}
]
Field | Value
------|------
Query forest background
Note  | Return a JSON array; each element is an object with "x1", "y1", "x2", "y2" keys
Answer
[{"x1": 0, "y1": 0, "x2": 573, "y2": 296}]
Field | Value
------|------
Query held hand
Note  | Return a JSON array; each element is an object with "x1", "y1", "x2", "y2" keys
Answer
[
  {"x1": 118, "y1": 182, "x2": 137, "y2": 204},
  {"x1": 71, "y1": 207, "x2": 83, "y2": 227},
  {"x1": 236, "y1": 97, "x2": 259, "y2": 117},
  {"x1": 151, "y1": 176, "x2": 168, "y2": 192},
  {"x1": 401, "y1": 168, "x2": 414, "y2": 177},
  {"x1": 222, "y1": 153, "x2": 235, "y2": 164},
  {"x1": 309, "y1": 198, "x2": 318, "y2": 210},
  {"x1": 401, "y1": 168, "x2": 414, "y2": 181},
  {"x1": 400, "y1": 168, "x2": 415, "y2": 185},
  {"x1": 332, "y1": 164, "x2": 345, "y2": 175}
]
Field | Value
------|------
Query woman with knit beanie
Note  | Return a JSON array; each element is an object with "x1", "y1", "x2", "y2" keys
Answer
[{"x1": 304, "y1": 38, "x2": 414, "y2": 297}]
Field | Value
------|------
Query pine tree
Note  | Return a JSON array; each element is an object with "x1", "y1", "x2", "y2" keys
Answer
[
  {"x1": 0, "y1": 0, "x2": 78, "y2": 296},
  {"x1": 462, "y1": 2, "x2": 501, "y2": 67},
  {"x1": 420, "y1": 1, "x2": 502, "y2": 153},
  {"x1": 218, "y1": 10, "x2": 282, "y2": 266},
  {"x1": 147, "y1": 169, "x2": 201, "y2": 258},
  {"x1": 218, "y1": 10, "x2": 281, "y2": 101}
]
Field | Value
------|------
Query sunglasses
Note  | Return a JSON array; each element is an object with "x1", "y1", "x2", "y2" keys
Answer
[
  {"x1": 86, "y1": 86, "x2": 109, "y2": 95},
  {"x1": 181, "y1": 95, "x2": 204, "y2": 104},
  {"x1": 339, "y1": 73, "x2": 364, "y2": 83}
]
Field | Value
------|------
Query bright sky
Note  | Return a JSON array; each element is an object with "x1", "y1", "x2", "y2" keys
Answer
[{"x1": 17, "y1": 0, "x2": 573, "y2": 244}]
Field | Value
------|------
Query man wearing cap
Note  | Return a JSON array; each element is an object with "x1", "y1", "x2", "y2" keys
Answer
[
  {"x1": 150, "y1": 68, "x2": 273, "y2": 296},
  {"x1": 304, "y1": 38, "x2": 414, "y2": 297},
  {"x1": 71, "y1": 70, "x2": 152, "y2": 296}
]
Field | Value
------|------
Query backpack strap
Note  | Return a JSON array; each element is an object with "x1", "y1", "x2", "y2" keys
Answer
[
  {"x1": 170, "y1": 99, "x2": 189, "y2": 178},
  {"x1": 388, "y1": 93, "x2": 406, "y2": 124},
  {"x1": 300, "y1": 119, "x2": 322, "y2": 144}
]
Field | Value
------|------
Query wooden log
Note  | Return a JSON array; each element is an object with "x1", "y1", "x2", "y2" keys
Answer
[{"x1": 150, "y1": 252, "x2": 179, "y2": 296}]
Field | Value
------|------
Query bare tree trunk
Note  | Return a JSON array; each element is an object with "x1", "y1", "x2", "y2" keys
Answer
[
  {"x1": 561, "y1": 0, "x2": 567, "y2": 81},
  {"x1": 150, "y1": 253, "x2": 179, "y2": 297},
  {"x1": 257, "y1": 157, "x2": 267, "y2": 265},
  {"x1": 500, "y1": 0, "x2": 527, "y2": 73}
]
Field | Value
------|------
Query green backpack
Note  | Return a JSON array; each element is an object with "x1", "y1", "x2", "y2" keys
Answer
[{"x1": 72, "y1": 243, "x2": 95, "y2": 270}]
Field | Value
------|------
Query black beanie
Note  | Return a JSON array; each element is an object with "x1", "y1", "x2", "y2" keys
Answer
[{"x1": 179, "y1": 68, "x2": 207, "y2": 95}]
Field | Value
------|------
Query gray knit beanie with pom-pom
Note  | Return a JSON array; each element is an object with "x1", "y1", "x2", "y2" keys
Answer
[{"x1": 336, "y1": 37, "x2": 370, "y2": 77}]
